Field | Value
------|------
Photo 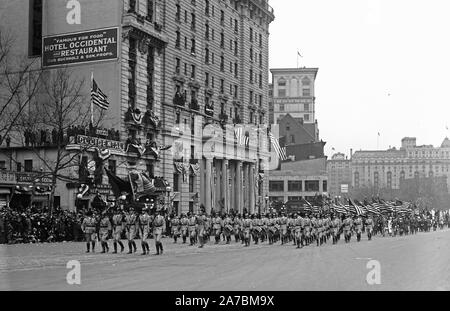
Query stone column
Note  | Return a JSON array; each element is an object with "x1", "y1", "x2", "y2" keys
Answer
[
  {"x1": 222, "y1": 159, "x2": 229, "y2": 213},
  {"x1": 249, "y1": 163, "x2": 255, "y2": 214},
  {"x1": 215, "y1": 160, "x2": 221, "y2": 212},
  {"x1": 236, "y1": 161, "x2": 242, "y2": 214},
  {"x1": 230, "y1": 161, "x2": 235, "y2": 212},
  {"x1": 205, "y1": 158, "x2": 212, "y2": 215}
]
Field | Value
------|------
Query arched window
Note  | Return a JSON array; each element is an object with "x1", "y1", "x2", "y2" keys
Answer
[
  {"x1": 354, "y1": 172, "x2": 360, "y2": 188},
  {"x1": 387, "y1": 171, "x2": 392, "y2": 189},
  {"x1": 414, "y1": 171, "x2": 420, "y2": 179},
  {"x1": 277, "y1": 77, "x2": 286, "y2": 86},
  {"x1": 302, "y1": 76, "x2": 311, "y2": 86}
]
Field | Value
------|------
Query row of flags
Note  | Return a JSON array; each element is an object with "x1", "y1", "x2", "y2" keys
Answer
[{"x1": 91, "y1": 73, "x2": 287, "y2": 165}]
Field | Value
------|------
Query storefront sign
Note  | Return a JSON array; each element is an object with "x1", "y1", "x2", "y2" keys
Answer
[
  {"x1": 42, "y1": 27, "x2": 118, "y2": 67},
  {"x1": 0, "y1": 172, "x2": 16, "y2": 184},
  {"x1": 17, "y1": 173, "x2": 53, "y2": 185},
  {"x1": 75, "y1": 135, "x2": 125, "y2": 151}
]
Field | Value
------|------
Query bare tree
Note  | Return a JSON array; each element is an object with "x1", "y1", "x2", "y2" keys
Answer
[
  {"x1": 0, "y1": 28, "x2": 43, "y2": 146},
  {"x1": 23, "y1": 67, "x2": 107, "y2": 216}
]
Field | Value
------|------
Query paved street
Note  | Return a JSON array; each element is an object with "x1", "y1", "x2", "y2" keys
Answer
[{"x1": 1, "y1": 229, "x2": 450, "y2": 291}]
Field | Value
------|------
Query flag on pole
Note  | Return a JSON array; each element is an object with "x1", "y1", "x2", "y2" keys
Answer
[
  {"x1": 297, "y1": 50, "x2": 303, "y2": 58},
  {"x1": 269, "y1": 131, "x2": 287, "y2": 161},
  {"x1": 91, "y1": 75, "x2": 110, "y2": 110}
]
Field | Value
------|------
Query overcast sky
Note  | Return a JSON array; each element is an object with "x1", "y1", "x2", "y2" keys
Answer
[{"x1": 269, "y1": 0, "x2": 450, "y2": 157}]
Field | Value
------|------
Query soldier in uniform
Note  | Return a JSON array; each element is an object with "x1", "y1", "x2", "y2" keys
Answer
[
  {"x1": 196, "y1": 210, "x2": 208, "y2": 248},
  {"x1": 294, "y1": 213, "x2": 303, "y2": 248},
  {"x1": 223, "y1": 213, "x2": 233, "y2": 244},
  {"x1": 242, "y1": 213, "x2": 252, "y2": 247},
  {"x1": 125, "y1": 207, "x2": 138, "y2": 254},
  {"x1": 279, "y1": 212, "x2": 288, "y2": 245},
  {"x1": 288, "y1": 214, "x2": 296, "y2": 245},
  {"x1": 354, "y1": 215, "x2": 363, "y2": 242},
  {"x1": 267, "y1": 214, "x2": 276, "y2": 245},
  {"x1": 330, "y1": 214, "x2": 340, "y2": 245},
  {"x1": 153, "y1": 209, "x2": 166, "y2": 255},
  {"x1": 139, "y1": 207, "x2": 152, "y2": 255},
  {"x1": 303, "y1": 214, "x2": 311, "y2": 246},
  {"x1": 187, "y1": 212, "x2": 197, "y2": 246},
  {"x1": 343, "y1": 213, "x2": 353, "y2": 243},
  {"x1": 212, "y1": 212, "x2": 223, "y2": 244},
  {"x1": 251, "y1": 214, "x2": 262, "y2": 245},
  {"x1": 81, "y1": 210, "x2": 97, "y2": 253},
  {"x1": 261, "y1": 214, "x2": 269, "y2": 243},
  {"x1": 365, "y1": 215, "x2": 374, "y2": 241},
  {"x1": 112, "y1": 206, "x2": 125, "y2": 253},
  {"x1": 99, "y1": 210, "x2": 112, "y2": 253},
  {"x1": 180, "y1": 213, "x2": 189, "y2": 244},
  {"x1": 233, "y1": 214, "x2": 242, "y2": 243},
  {"x1": 170, "y1": 214, "x2": 181, "y2": 243}
]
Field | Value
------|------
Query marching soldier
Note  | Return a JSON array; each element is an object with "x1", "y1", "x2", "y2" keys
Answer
[
  {"x1": 139, "y1": 207, "x2": 152, "y2": 255},
  {"x1": 234, "y1": 214, "x2": 242, "y2": 243},
  {"x1": 267, "y1": 214, "x2": 276, "y2": 245},
  {"x1": 112, "y1": 206, "x2": 125, "y2": 253},
  {"x1": 196, "y1": 210, "x2": 208, "y2": 248},
  {"x1": 99, "y1": 210, "x2": 112, "y2": 253},
  {"x1": 153, "y1": 209, "x2": 166, "y2": 255},
  {"x1": 294, "y1": 213, "x2": 303, "y2": 249},
  {"x1": 180, "y1": 213, "x2": 189, "y2": 244},
  {"x1": 261, "y1": 213, "x2": 269, "y2": 243},
  {"x1": 365, "y1": 215, "x2": 374, "y2": 241},
  {"x1": 330, "y1": 214, "x2": 340, "y2": 245},
  {"x1": 354, "y1": 215, "x2": 363, "y2": 242},
  {"x1": 343, "y1": 213, "x2": 353, "y2": 243},
  {"x1": 303, "y1": 214, "x2": 311, "y2": 246},
  {"x1": 279, "y1": 212, "x2": 288, "y2": 245},
  {"x1": 251, "y1": 214, "x2": 262, "y2": 245},
  {"x1": 212, "y1": 212, "x2": 223, "y2": 244},
  {"x1": 171, "y1": 214, "x2": 181, "y2": 244},
  {"x1": 242, "y1": 213, "x2": 252, "y2": 247},
  {"x1": 223, "y1": 213, "x2": 233, "y2": 244},
  {"x1": 288, "y1": 214, "x2": 296, "y2": 245},
  {"x1": 188, "y1": 212, "x2": 197, "y2": 246},
  {"x1": 125, "y1": 207, "x2": 138, "y2": 254},
  {"x1": 81, "y1": 210, "x2": 97, "y2": 253}
]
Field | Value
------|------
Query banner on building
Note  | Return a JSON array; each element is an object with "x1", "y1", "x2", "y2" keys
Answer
[
  {"x1": 42, "y1": 27, "x2": 119, "y2": 68},
  {"x1": 340, "y1": 184, "x2": 349, "y2": 193}
]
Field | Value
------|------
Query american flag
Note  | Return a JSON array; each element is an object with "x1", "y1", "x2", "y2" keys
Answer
[
  {"x1": 332, "y1": 204, "x2": 348, "y2": 214},
  {"x1": 234, "y1": 127, "x2": 249, "y2": 146},
  {"x1": 268, "y1": 131, "x2": 287, "y2": 161},
  {"x1": 91, "y1": 78, "x2": 109, "y2": 110},
  {"x1": 365, "y1": 204, "x2": 381, "y2": 215}
]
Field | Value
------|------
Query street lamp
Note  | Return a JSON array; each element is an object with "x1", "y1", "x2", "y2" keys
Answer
[{"x1": 166, "y1": 186, "x2": 172, "y2": 214}]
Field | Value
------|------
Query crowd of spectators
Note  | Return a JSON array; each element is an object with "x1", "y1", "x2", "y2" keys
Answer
[{"x1": 0, "y1": 207, "x2": 85, "y2": 244}]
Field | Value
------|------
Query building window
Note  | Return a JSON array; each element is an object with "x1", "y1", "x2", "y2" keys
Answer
[
  {"x1": 175, "y1": 3, "x2": 181, "y2": 21},
  {"x1": 323, "y1": 181, "x2": 327, "y2": 192},
  {"x1": 302, "y1": 88, "x2": 311, "y2": 97},
  {"x1": 175, "y1": 30, "x2": 181, "y2": 48},
  {"x1": 304, "y1": 103, "x2": 309, "y2": 111},
  {"x1": 30, "y1": 0, "x2": 43, "y2": 56},
  {"x1": 191, "y1": 13, "x2": 196, "y2": 30},
  {"x1": 354, "y1": 172, "x2": 360, "y2": 188},
  {"x1": 189, "y1": 175, "x2": 195, "y2": 193},
  {"x1": 305, "y1": 180, "x2": 319, "y2": 192},
  {"x1": 278, "y1": 89, "x2": 286, "y2": 97},
  {"x1": 288, "y1": 181, "x2": 302, "y2": 192},
  {"x1": 387, "y1": 171, "x2": 392, "y2": 189},
  {"x1": 0, "y1": 161, "x2": 5, "y2": 170},
  {"x1": 278, "y1": 78, "x2": 286, "y2": 86},
  {"x1": 24, "y1": 160, "x2": 33, "y2": 172},
  {"x1": 269, "y1": 181, "x2": 284, "y2": 192},
  {"x1": 304, "y1": 114, "x2": 310, "y2": 121},
  {"x1": 191, "y1": 39, "x2": 196, "y2": 54},
  {"x1": 147, "y1": 0, "x2": 154, "y2": 22},
  {"x1": 173, "y1": 173, "x2": 180, "y2": 192}
]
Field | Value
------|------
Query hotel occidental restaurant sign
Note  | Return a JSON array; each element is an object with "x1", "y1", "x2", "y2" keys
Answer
[
  {"x1": 73, "y1": 135, "x2": 125, "y2": 152},
  {"x1": 42, "y1": 27, "x2": 118, "y2": 68}
]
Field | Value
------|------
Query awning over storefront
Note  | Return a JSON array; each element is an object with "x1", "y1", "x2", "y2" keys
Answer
[{"x1": 0, "y1": 189, "x2": 11, "y2": 195}]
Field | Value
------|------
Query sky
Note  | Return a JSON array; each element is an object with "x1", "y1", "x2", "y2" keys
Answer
[{"x1": 268, "y1": 0, "x2": 450, "y2": 158}]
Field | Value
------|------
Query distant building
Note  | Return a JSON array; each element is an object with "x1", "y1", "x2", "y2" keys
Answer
[
  {"x1": 268, "y1": 158, "x2": 328, "y2": 204},
  {"x1": 327, "y1": 152, "x2": 352, "y2": 198},
  {"x1": 351, "y1": 137, "x2": 450, "y2": 197},
  {"x1": 270, "y1": 67, "x2": 319, "y2": 126}
]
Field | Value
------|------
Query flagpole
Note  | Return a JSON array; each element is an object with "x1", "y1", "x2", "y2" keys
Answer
[{"x1": 90, "y1": 71, "x2": 94, "y2": 126}]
